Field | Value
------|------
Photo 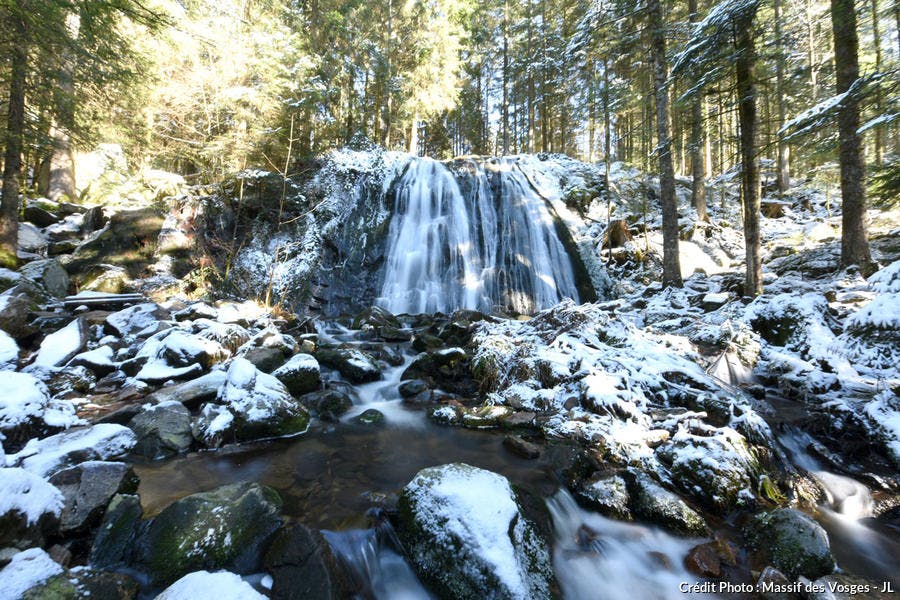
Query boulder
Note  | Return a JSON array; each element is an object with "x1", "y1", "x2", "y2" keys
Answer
[
  {"x1": 574, "y1": 474, "x2": 632, "y2": 520},
  {"x1": 316, "y1": 347, "x2": 380, "y2": 383},
  {"x1": 192, "y1": 358, "x2": 309, "y2": 447},
  {"x1": 89, "y1": 494, "x2": 142, "y2": 569},
  {"x1": 135, "y1": 482, "x2": 282, "y2": 586},
  {"x1": 0, "y1": 372, "x2": 79, "y2": 452},
  {"x1": 11, "y1": 424, "x2": 137, "y2": 478},
  {"x1": 397, "y1": 463, "x2": 555, "y2": 600},
  {"x1": 745, "y1": 508, "x2": 834, "y2": 580},
  {"x1": 23, "y1": 205, "x2": 61, "y2": 228},
  {"x1": 502, "y1": 435, "x2": 541, "y2": 459},
  {"x1": 625, "y1": 470, "x2": 709, "y2": 536},
  {"x1": 78, "y1": 264, "x2": 131, "y2": 294},
  {"x1": 155, "y1": 570, "x2": 266, "y2": 600},
  {"x1": 0, "y1": 289, "x2": 37, "y2": 340},
  {"x1": 0, "y1": 548, "x2": 64, "y2": 599},
  {"x1": 272, "y1": 354, "x2": 321, "y2": 395},
  {"x1": 32, "y1": 318, "x2": 88, "y2": 368},
  {"x1": 48, "y1": 461, "x2": 139, "y2": 534},
  {"x1": 193, "y1": 320, "x2": 251, "y2": 353},
  {"x1": 755, "y1": 566, "x2": 793, "y2": 600},
  {"x1": 0, "y1": 468, "x2": 63, "y2": 549},
  {"x1": 298, "y1": 390, "x2": 352, "y2": 422},
  {"x1": 263, "y1": 524, "x2": 355, "y2": 600},
  {"x1": 398, "y1": 379, "x2": 429, "y2": 398},
  {"x1": 104, "y1": 303, "x2": 165, "y2": 338},
  {"x1": 354, "y1": 409, "x2": 385, "y2": 425},
  {"x1": 143, "y1": 371, "x2": 227, "y2": 411},
  {"x1": 352, "y1": 305, "x2": 401, "y2": 330},
  {"x1": 658, "y1": 427, "x2": 758, "y2": 511},
  {"x1": 401, "y1": 347, "x2": 476, "y2": 396},
  {"x1": 68, "y1": 345, "x2": 117, "y2": 377},
  {"x1": 128, "y1": 401, "x2": 193, "y2": 459},
  {"x1": 18, "y1": 223, "x2": 49, "y2": 255},
  {"x1": 241, "y1": 346, "x2": 287, "y2": 373},
  {"x1": 18, "y1": 259, "x2": 68, "y2": 298},
  {"x1": 22, "y1": 569, "x2": 139, "y2": 600}
]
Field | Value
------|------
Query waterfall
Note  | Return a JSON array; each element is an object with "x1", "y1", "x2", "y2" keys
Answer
[{"x1": 376, "y1": 157, "x2": 580, "y2": 315}]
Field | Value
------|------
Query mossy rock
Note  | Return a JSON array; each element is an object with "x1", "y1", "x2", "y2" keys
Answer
[
  {"x1": 745, "y1": 508, "x2": 834, "y2": 580},
  {"x1": 396, "y1": 463, "x2": 557, "y2": 600},
  {"x1": 68, "y1": 207, "x2": 165, "y2": 283},
  {"x1": 625, "y1": 470, "x2": 709, "y2": 536},
  {"x1": 135, "y1": 482, "x2": 282, "y2": 586}
]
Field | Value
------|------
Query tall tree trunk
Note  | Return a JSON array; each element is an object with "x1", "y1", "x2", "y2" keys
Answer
[
  {"x1": 1, "y1": 9, "x2": 27, "y2": 268},
  {"x1": 831, "y1": 0, "x2": 871, "y2": 267},
  {"x1": 648, "y1": 0, "x2": 682, "y2": 288},
  {"x1": 774, "y1": 0, "x2": 791, "y2": 192},
  {"x1": 501, "y1": 0, "x2": 510, "y2": 155},
  {"x1": 869, "y1": 0, "x2": 883, "y2": 166},
  {"x1": 688, "y1": 0, "x2": 708, "y2": 221},
  {"x1": 48, "y1": 12, "x2": 80, "y2": 202},
  {"x1": 735, "y1": 10, "x2": 762, "y2": 296}
]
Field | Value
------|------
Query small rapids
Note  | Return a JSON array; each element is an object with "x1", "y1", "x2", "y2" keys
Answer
[
  {"x1": 323, "y1": 520, "x2": 432, "y2": 600},
  {"x1": 779, "y1": 428, "x2": 900, "y2": 585},
  {"x1": 547, "y1": 490, "x2": 708, "y2": 600}
]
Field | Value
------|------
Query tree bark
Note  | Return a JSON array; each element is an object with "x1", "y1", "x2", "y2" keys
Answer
[
  {"x1": 735, "y1": 9, "x2": 762, "y2": 296},
  {"x1": 773, "y1": 0, "x2": 791, "y2": 193},
  {"x1": 831, "y1": 0, "x2": 871, "y2": 267},
  {"x1": 648, "y1": 0, "x2": 682, "y2": 288},
  {"x1": 688, "y1": 0, "x2": 708, "y2": 221},
  {"x1": 1, "y1": 9, "x2": 28, "y2": 268},
  {"x1": 869, "y1": 0, "x2": 883, "y2": 166}
]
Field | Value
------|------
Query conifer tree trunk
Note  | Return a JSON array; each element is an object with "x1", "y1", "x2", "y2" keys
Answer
[
  {"x1": 831, "y1": 0, "x2": 871, "y2": 268},
  {"x1": 1, "y1": 8, "x2": 27, "y2": 268},
  {"x1": 648, "y1": 0, "x2": 682, "y2": 288},
  {"x1": 735, "y1": 9, "x2": 762, "y2": 296},
  {"x1": 773, "y1": 0, "x2": 791, "y2": 193},
  {"x1": 688, "y1": 0, "x2": 707, "y2": 221}
]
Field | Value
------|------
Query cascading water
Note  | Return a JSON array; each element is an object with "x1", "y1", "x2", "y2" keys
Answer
[
  {"x1": 779, "y1": 428, "x2": 900, "y2": 585},
  {"x1": 547, "y1": 489, "x2": 709, "y2": 600},
  {"x1": 376, "y1": 157, "x2": 580, "y2": 315}
]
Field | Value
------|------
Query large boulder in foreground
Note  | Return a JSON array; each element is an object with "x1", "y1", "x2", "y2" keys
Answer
[
  {"x1": 48, "y1": 461, "x2": 139, "y2": 534},
  {"x1": 396, "y1": 463, "x2": 555, "y2": 600},
  {"x1": 135, "y1": 482, "x2": 283, "y2": 586},
  {"x1": 745, "y1": 508, "x2": 835, "y2": 580}
]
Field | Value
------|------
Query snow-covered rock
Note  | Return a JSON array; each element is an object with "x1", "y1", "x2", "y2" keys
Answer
[
  {"x1": 18, "y1": 259, "x2": 68, "y2": 298},
  {"x1": 658, "y1": 426, "x2": 758, "y2": 511},
  {"x1": 315, "y1": 347, "x2": 380, "y2": 383},
  {"x1": 0, "y1": 372, "x2": 79, "y2": 451},
  {"x1": 128, "y1": 401, "x2": 192, "y2": 459},
  {"x1": 397, "y1": 463, "x2": 555, "y2": 600},
  {"x1": 68, "y1": 345, "x2": 118, "y2": 376},
  {"x1": 0, "y1": 548, "x2": 63, "y2": 598},
  {"x1": 0, "y1": 330, "x2": 18, "y2": 370},
  {"x1": 10, "y1": 424, "x2": 136, "y2": 478},
  {"x1": 104, "y1": 302, "x2": 165, "y2": 338},
  {"x1": 155, "y1": 570, "x2": 267, "y2": 600},
  {"x1": 0, "y1": 467, "x2": 63, "y2": 549},
  {"x1": 271, "y1": 353, "x2": 320, "y2": 395},
  {"x1": 33, "y1": 318, "x2": 88, "y2": 368},
  {"x1": 192, "y1": 358, "x2": 309, "y2": 447},
  {"x1": 626, "y1": 470, "x2": 709, "y2": 537}
]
